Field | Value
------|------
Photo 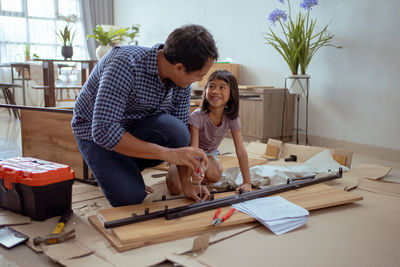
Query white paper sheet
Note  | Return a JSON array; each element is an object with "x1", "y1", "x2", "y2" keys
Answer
[{"x1": 233, "y1": 196, "x2": 309, "y2": 235}]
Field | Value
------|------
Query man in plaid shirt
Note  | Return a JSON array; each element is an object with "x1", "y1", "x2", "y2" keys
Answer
[{"x1": 72, "y1": 24, "x2": 218, "y2": 206}]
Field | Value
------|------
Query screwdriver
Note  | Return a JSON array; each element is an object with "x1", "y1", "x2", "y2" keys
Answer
[{"x1": 196, "y1": 160, "x2": 205, "y2": 202}]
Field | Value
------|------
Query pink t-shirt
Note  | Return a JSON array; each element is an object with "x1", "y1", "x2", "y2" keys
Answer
[{"x1": 188, "y1": 108, "x2": 241, "y2": 153}]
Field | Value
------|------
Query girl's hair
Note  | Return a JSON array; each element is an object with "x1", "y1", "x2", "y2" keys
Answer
[{"x1": 200, "y1": 70, "x2": 239, "y2": 120}]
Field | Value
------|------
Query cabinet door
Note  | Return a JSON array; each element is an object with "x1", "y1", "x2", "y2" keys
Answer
[
  {"x1": 262, "y1": 89, "x2": 294, "y2": 139},
  {"x1": 239, "y1": 89, "x2": 294, "y2": 142},
  {"x1": 239, "y1": 96, "x2": 264, "y2": 140}
]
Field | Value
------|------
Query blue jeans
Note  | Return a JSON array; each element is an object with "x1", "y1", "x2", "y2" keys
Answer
[{"x1": 75, "y1": 114, "x2": 190, "y2": 207}]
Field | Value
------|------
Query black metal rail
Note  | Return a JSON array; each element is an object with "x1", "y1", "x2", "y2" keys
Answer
[{"x1": 104, "y1": 168, "x2": 342, "y2": 228}]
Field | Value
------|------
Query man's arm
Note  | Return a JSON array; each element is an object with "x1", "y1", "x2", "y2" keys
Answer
[
  {"x1": 175, "y1": 125, "x2": 210, "y2": 201},
  {"x1": 114, "y1": 132, "x2": 207, "y2": 172}
]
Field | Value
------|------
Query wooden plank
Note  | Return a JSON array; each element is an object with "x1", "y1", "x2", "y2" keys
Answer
[
  {"x1": 238, "y1": 85, "x2": 274, "y2": 90},
  {"x1": 219, "y1": 155, "x2": 268, "y2": 169},
  {"x1": 20, "y1": 109, "x2": 86, "y2": 179},
  {"x1": 88, "y1": 214, "x2": 256, "y2": 252},
  {"x1": 89, "y1": 183, "x2": 363, "y2": 251}
]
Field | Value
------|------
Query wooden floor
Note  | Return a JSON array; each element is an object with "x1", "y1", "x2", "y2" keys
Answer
[{"x1": 0, "y1": 109, "x2": 399, "y2": 267}]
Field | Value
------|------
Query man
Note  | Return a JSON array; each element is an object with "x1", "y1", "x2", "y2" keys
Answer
[{"x1": 72, "y1": 24, "x2": 218, "y2": 206}]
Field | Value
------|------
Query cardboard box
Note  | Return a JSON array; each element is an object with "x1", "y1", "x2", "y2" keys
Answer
[{"x1": 197, "y1": 63, "x2": 240, "y2": 87}]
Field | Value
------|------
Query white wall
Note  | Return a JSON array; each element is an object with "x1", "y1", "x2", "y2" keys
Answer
[{"x1": 115, "y1": 0, "x2": 400, "y2": 151}]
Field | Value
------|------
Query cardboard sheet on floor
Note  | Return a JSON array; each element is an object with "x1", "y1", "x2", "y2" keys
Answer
[
  {"x1": 11, "y1": 214, "x2": 97, "y2": 254},
  {"x1": 342, "y1": 164, "x2": 393, "y2": 191},
  {"x1": 183, "y1": 190, "x2": 400, "y2": 267},
  {"x1": 5, "y1": 141, "x2": 395, "y2": 266},
  {"x1": 90, "y1": 183, "x2": 362, "y2": 251},
  {"x1": 350, "y1": 164, "x2": 392, "y2": 179},
  {"x1": 59, "y1": 254, "x2": 114, "y2": 267},
  {"x1": 91, "y1": 224, "x2": 257, "y2": 267},
  {"x1": 0, "y1": 208, "x2": 31, "y2": 226},
  {"x1": 357, "y1": 178, "x2": 400, "y2": 197}
]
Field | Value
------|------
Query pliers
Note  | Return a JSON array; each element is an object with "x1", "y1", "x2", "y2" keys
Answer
[{"x1": 211, "y1": 207, "x2": 236, "y2": 226}]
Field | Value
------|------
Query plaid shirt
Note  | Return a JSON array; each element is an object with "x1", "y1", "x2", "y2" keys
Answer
[{"x1": 72, "y1": 44, "x2": 191, "y2": 150}]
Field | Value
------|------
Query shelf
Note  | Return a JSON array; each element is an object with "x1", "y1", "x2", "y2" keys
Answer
[{"x1": 32, "y1": 85, "x2": 82, "y2": 90}]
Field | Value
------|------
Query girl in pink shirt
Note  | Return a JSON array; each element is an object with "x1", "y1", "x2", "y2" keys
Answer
[{"x1": 167, "y1": 70, "x2": 251, "y2": 200}]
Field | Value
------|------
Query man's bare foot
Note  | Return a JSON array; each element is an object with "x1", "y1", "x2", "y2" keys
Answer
[{"x1": 166, "y1": 164, "x2": 182, "y2": 195}]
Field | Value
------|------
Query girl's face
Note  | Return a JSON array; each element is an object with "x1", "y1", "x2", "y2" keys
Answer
[{"x1": 205, "y1": 78, "x2": 231, "y2": 109}]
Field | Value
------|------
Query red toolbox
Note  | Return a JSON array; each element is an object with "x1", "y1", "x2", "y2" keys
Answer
[{"x1": 0, "y1": 157, "x2": 75, "y2": 221}]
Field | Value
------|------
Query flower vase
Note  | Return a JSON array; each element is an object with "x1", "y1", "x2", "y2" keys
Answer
[
  {"x1": 61, "y1": 46, "x2": 73, "y2": 60},
  {"x1": 285, "y1": 74, "x2": 310, "y2": 96},
  {"x1": 283, "y1": 74, "x2": 311, "y2": 145},
  {"x1": 96, "y1": 45, "x2": 112, "y2": 60}
]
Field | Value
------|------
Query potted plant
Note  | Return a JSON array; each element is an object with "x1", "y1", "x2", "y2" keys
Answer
[
  {"x1": 87, "y1": 25, "x2": 127, "y2": 59},
  {"x1": 126, "y1": 24, "x2": 141, "y2": 45},
  {"x1": 87, "y1": 24, "x2": 141, "y2": 59},
  {"x1": 57, "y1": 15, "x2": 77, "y2": 60},
  {"x1": 24, "y1": 43, "x2": 30, "y2": 61},
  {"x1": 264, "y1": 0, "x2": 342, "y2": 75}
]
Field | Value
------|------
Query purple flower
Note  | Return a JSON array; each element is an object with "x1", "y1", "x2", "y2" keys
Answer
[
  {"x1": 268, "y1": 9, "x2": 288, "y2": 25},
  {"x1": 300, "y1": 0, "x2": 319, "y2": 10},
  {"x1": 278, "y1": 0, "x2": 285, "y2": 3}
]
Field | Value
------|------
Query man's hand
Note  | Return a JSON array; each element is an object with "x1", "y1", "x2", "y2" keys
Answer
[
  {"x1": 166, "y1": 147, "x2": 208, "y2": 173},
  {"x1": 182, "y1": 182, "x2": 211, "y2": 202}
]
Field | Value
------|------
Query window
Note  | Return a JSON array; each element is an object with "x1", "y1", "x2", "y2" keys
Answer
[{"x1": 0, "y1": 0, "x2": 88, "y2": 63}]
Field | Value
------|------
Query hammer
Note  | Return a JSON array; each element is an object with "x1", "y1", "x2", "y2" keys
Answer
[{"x1": 33, "y1": 209, "x2": 75, "y2": 246}]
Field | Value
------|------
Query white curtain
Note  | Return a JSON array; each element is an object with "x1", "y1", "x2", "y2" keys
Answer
[{"x1": 80, "y1": 0, "x2": 114, "y2": 60}]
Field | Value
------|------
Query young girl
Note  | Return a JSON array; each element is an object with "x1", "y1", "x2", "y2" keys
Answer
[{"x1": 167, "y1": 70, "x2": 251, "y2": 200}]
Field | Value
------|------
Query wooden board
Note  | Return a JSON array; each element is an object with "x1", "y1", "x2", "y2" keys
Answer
[
  {"x1": 154, "y1": 155, "x2": 268, "y2": 171},
  {"x1": 238, "y1": 85, "x2": 274, "y2": 90},
  {"x1": 89, "y1": 183, "x2": 363, "y2": 251},
  {"x1": 20, "y1": 109, "x2": 87, "y2": 179}
]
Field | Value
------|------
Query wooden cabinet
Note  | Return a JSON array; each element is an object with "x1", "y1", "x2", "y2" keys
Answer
[
  {"x1": 238, "y1": 86, "x2": 295, "y2": 142},
  {"x1": 197, "y1": 63, "x2": 240, "y2": 87}
]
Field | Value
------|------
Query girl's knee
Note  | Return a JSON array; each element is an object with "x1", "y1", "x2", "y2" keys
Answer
[
  {"x1": 205, "y1": 167, "x2": 223, "y2": 183},
  {"x1": 204, "y1": 157, "x2": 223, "y2": 183}
]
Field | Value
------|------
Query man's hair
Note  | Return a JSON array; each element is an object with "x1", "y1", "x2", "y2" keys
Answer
[
  {"x1": 164, "y1": 24, "x2": 218, "y2": 72},
  {"x1": 201, "y1": 70, "x2": 239, "y2": 120}
]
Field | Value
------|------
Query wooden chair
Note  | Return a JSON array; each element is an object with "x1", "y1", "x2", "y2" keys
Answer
[{"x1": 0, "y1": 83, "x2": 20, "y2": 119}]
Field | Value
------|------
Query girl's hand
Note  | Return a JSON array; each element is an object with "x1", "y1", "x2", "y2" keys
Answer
[{"x1": 236, "y1": 182, "x2": 252, "y2": 194}]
